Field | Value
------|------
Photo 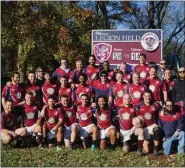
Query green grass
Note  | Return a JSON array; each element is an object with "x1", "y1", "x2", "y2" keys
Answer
[{"x1": 1, "y1": 146, "x2": 184, "y2": 167}]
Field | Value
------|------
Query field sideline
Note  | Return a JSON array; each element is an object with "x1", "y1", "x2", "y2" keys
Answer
[{"x1": 1, "y1": 146, "x2": 184, "y2": 167}]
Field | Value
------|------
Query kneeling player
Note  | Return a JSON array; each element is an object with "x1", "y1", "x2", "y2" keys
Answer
[
  {"x1": 95, "y1": 95, "x2": 116, "y2": 150},
  {"x1": 77, "y1": 94, "x2": 98, "y2": 151},
  {"x1": 59, "y1": 94, "x2": 80, "y2": 149},
  {"x1": 1, "y1": 100, "x2": 27, "y2": 146},
  {"x1": 41, "y1": 96, "x2": 63, "y2": 150},
  {"x1": 116, "y1": 94, "x2": 144, "y2": 155},
  {"x1": 22, "y1": 92, "x2": 43, "y2": 147}
]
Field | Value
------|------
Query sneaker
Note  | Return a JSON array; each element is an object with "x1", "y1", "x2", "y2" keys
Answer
[
  {"x1": 91, "y1": 144, "x2": 96, "y2": 151},
  {"x1": 137, "y1": 149, "x2": 143, "y2": 156},
  {"x1": 57, "y1": 146, "x2": 62, "y2": 151},
  {"x1": 153, "y1": 150, "x2": 159, "y2": 156}
]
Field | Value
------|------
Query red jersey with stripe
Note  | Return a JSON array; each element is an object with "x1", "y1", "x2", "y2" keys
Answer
[
  {"x1": 137, "y1": 102, "x2": 160, "y2": 127},
  {"x1": 25, "y1": 83, "x2": 40, "y2": 104},
  {"x1": 42, "y1": 81, "x2": 58, "y2": 104},
  {"x1": 22, "y1": 103, "x2": 40, "y2": 127},
  {"x1": 95, "y1": 109, "x2": 112, "y2": 129},
  {"x1": 2, "y1": 85, "x2": 11, "y2": 100},
  {"x1": 144, "y1": 77, "x2": 166, "y2": 101},
  {"x1": 127, "y1": 83, "x2": 145, "y2": 106},
  {"x1": 69, "y1": 68, "x2": 85, "y2": 84},
  {"x1": 54, "y1": 68, "x2": 71, "y2": 78},
  {"x1": 123, "y1": 72, "x2": 132, "y2": 84},
  {"x1": 77, "y1": 105, "x2": 93, "y2": 127},
  {"x1": 75, "y1": 84, "x2": 93, "y2": 105},
  {"x1": 118, "y1": 105, "x2": 136, "y2": 130},
  {"x1": 109, "y1": 82, "x2": 128, "y2": 107},
  {"x1": 133, "y1": 64, "x2": 150, "y2": 83},
  {"x1": 85, "y1": 65, "x2": 99, "y2": 86},
  {"x1": 9, "y1": 83, "x2": 24, "y2": 105},
  {"x1": 58, "y1": 86, "x2": 74, "y2": 101},
  {"x1": 43, "y1": 107, "x2": 63, "y2": 130},
  {"x1": 62, "y1": 105, "x2": 77, "y2": 127}
]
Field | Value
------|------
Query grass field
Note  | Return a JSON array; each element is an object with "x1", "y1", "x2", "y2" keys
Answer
[{"x1": 1, "y1": 146, "x2": 184, "y2": 167}]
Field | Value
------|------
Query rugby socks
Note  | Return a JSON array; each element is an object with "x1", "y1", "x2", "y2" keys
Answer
[
  {"x1": 70, "y1": 142, "x2": 76, "y2": 149},
  {"x1": 138, "y1": 140, "x2": 144, "y2": 149},
  {"x1": 154, "y1": 145, "x2": 159, "y2": 151},
  {"x1": 91, "y1": 140, "x2": 96, "y2": 151},
  {"x1": 37, "y1": 133, "x2": 43, "y2": 145},
  {"x1": 109, "y1": 143, "x2": 116, "y2": 150}
]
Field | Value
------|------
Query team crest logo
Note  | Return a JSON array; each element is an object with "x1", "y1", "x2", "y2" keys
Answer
[
  {"x1": 94, "y1": 43, "x2": 112, "y2": 62},
  {"x1": 133, "y1": 91, "x2": 141, "y2": 98},
  {"x1": 140, "y1": 71, "x2": 146, "y2": 78},
  {"x1": 30, "y1": 90, "x2": 36, "y2": 96},
  {"x1": 26, "y1": 112, "x2": 34, "y2": 119},
  {"x1": 99, "y1": 114, "x2": 107, "y2": 121},
  {"x1": 80, "y1": 114, "x2": 88, "y2": 120},
  {"x1": 117, "y1": 90, "x2": 124, "y2": 98},
  {"x1": 48, "y1": 117, "x2": 55, "y2": 124},
  {"x1": 122, "y1": 112, "x2": 130, "y2": 120},
  {"x1": 47, "y1": 88, "x2": 54, "y2": 95},
  {"x1": 141, "y1": 32, "x2": 160, "y2": 51},
  {"x1": 149, "y1": 85, "x2": 155, "y2": 92},
  {"x1": 16, "y1": 92, "x2": 22, "y2": 99},
  {"x1": 66, "y1": 111, "x2": 72, "y2": 117},
  {"x1": 144, "y1": 112, "x2": 152, "y2": 120}
]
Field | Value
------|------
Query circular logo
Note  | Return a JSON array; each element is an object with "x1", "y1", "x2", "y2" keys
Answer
[
  {"x1": 47, "y1": 88, "x2": 54, "y2": 95},
  {"x1": 80, "y1": 113, "x2": 88, "y2": 120},
  {"x1": 30, "y1": 90, "x2": 36, "y2": 96},
  {"x1": 140, "y1": 71, "x2": 146, "y2": 78},
  {"x1": 48, "y1": 117, "x2": 55, "y2": 124},
  {"x1": 26, "y1": 112, "x2": 35, "y2": 119},
  {"x1": 16, "y1": 92, "x2": 22, "y2": 99},
  {"x1": 149, "y1": 85, "x2": 155, "y2": 92},
  {"x1": 122, "y1": 112, "x2": 130, "y2": 120},
  {"x1": 144, "y1": 112, "x2": 152, "y2": 120},
  {"x1": 132, "y1": 91, "x2": 141, "y2": 98},
  {"x1": 117, "y1": 90, "x2": 124, "y2": 98},
  {"x1": 141, "y1": 32, "x2": 160, "y2": 51},
  {"x1": 66, "y1": 111, "x2": 72, "y2": 117},
  {"x1": 99, "y1": 114, "x2": 107, "y2": 121}
]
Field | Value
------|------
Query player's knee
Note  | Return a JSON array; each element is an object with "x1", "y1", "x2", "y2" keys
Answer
[
  {"x1": 57, "y1": 126, "x2": 63, "y2": 134},
  {"x1": 109, "y1": 128, "x2": 116, "y2": 136},
  {"x1": 71, "y1": 124, "x2": 78, "y2": 132},
  {"x1": 92, "y1": 126, "x2": 98, "y2": 133},
  {"x1": 153, "y1": 127, "x2": 160, "y2": 141},
  {"x1": 2, "y1": 135, "x2": 12, "y2": 144}
]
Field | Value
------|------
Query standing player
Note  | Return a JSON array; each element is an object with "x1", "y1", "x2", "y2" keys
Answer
[
  {"x1": 137, "y1": 90, "x2": 161, "y2": 156},
  {"x1": 94, "y1": 95, "x2": 116, "y2": 150},
  {"x1": 144, "y1": 66, "x2": 167, "y2": 104},
  {"x1": 127, "y1": 72, "x2": 145, "y2": 106},
  {"x1": 59, "y1": 94, "x2": 80, "y2": 149},
  {"x1": 35, "y1": 67, "x2": 44, "y2": 88},
  {"x1": 84, "y1": 55, "x2": 99, "y2": 86},
  {"x1": 132, "y1": 53, "x2": 150, "y2": 83},
  {"x1": 1, "y1": 100, "x2": 27, "y2": 146},
  {"x1": 93, "y1": 71, "x2": 114, "y2": 100},
  {"x1": 22, "y1": 92, "x2": 43, "y2": 147},
  {"x1": 119, "y1": 62, "x2": 132, "y2": 84},
  {"x1": 77, "y1": 94, "x2": 98, "y2": 150},
  {"x1": 42, "y1": 72, "x2": 58, "y2": 104},
  {"x1": 74, "y1": 73, "x2": 94, "y2": 105},
  {"x1": 157, "y1": 59, "x2": 167, "y2": 80},
  {"x1": 41, "y1": 96, "x2": 63, "y2": 150},
  {"x1": 116, "y1": 94, "x2": 144, "y2": 155},
  {"x1": 109, "y1": 71, "x2": 128, "y2": 108},
  {"x1": 58, "y1": 76, "x2": 74, "y2": 102}
]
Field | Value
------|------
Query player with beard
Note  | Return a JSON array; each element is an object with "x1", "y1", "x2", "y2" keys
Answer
[
  {"x1": 144, "y1": 66, "x2": 167, "y2": 105},
  {"x1": 1, "y1": 100, "x2": 27, "y2": 146},
  {"x1": 94, "y1": 95, "x2": 116, "y2": 150},
  {"x1": 42, "y1": 72, "x2": 59, "y2": 104},
  {"x1": 109, "y1": 71, "x2": 128, "y2": 108},
  {"x1": 137, "y1": 90, "x2": 161, "y2": 156},
  {"x1": 22, "y1": 91, "x2": 43, "y2": 147},
  {"x1": 74, "y1": 73, "x2": 94, "y2": 105},
  {"x1": 132, "y1": 53, "x2": 150, "y2": 83},
  {"x1": 84, "y1": 55, "x2": 99, "y2": 86},
  {"x1": 58, "y1": 94, "x2": 80, "y2": 149},
  {"x1": 77, "y1": 94, "x2": 98, "y2": 151},
  {"x1": 127, "y1": 72, "x2": 146, "y2": 106},
  {"x1": 58, "y1": 76, "x2": 74, "y2": 102},
  {"x1": 40, "y1": 96, "x2": 63, "y2": 150},
  {"x1": 116, "y1": 94, "x2": 144, "y2": 155},
  {"x1": 119, "y1": 62, "x2": 132, "y2": 84}
]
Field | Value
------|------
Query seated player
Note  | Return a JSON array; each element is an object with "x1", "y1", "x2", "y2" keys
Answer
[
  {"x1": 116, "y1": 94, "x2": 144, "y2": 155},
  {"x1": 77, "y1": 94, "x2": 98, "y2": 151},
  {"x1": 158, "y1": 100, "x2": 184, "y2": 155},
  {"x1": 1, "y1": 100, "x2": 27, "y2": 146},
  {"x1": 40, "y1": 96, "x2": 63, "y2": 150},
  {"x1": 22, "y1": 91, "x2": 43, "y2": 147},
  {"x1": 137, "y1": 90, "x2": 161, "y2": 156},
  {"x1": 94, "y1": 95, "x2": 116, "y2": 150},
  {"x1": 59, "y1": 94, "x2": 80, "y2": 149}
]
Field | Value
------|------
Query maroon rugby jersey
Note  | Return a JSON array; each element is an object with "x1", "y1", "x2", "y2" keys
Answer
[
  {"x1": 10, "y1": 83, "x2": 24, "y2": 105},
  {"x1": 58, "y1": 86, "x2": 74, "y2": 101},
  {"x1": 85, "y1": 65, "x2": 99, "y2": 86},
  {"x1": 25, "y1": 83, "x2": 40, "y2": 104}
]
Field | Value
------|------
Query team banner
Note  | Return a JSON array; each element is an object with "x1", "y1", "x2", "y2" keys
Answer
[{"x1": 92, "y1": 30, "x2": 162, "y2": 65}]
